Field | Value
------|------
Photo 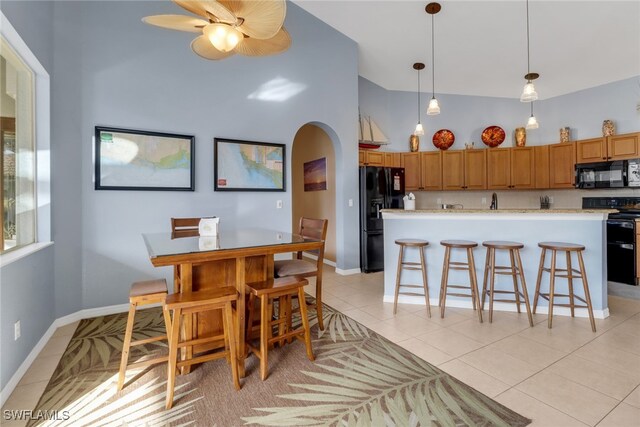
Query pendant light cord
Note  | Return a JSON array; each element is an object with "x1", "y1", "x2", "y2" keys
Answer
[
  {"x1": 431, "y1": 13, "x2": 436, "y2": 98},
  {"x1": 526, "y1": 0, "x2": 531, "y2": 76},
  {"x1": 417, "y1": 69, "x2": 421, "y2": 122}
]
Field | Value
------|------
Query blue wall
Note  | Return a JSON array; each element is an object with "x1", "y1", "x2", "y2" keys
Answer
[{"x1": 359, "y1": 75, "x2": 640, "y2": 152}]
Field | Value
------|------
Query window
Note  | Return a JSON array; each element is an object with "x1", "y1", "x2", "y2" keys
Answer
[{"x1": 1, "y1": 37, "x2": 35, "y2": 252}]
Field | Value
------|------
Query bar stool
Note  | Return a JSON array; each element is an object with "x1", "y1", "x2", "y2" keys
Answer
[
  {"x1": 440, "y1": 240, "x2": 482, "y2": 322},
  {"x1": 533, "y1": 242, "x2": 596, "y2": 332},
  {"x1": 117, "y1": 279, "x2": 172, "y2": 391},
  {"x1": 246, "y1": 276, "x2": 314, "y2": 381},
  {"x1": 393, "y1": 239, "x2": 430, "y2": 317},
  {"x1": 164, "y1": 287, "x2": 240, "y2": 409},
  {"x1": 481, "y1": 241, "x2": 533, "y2": 327}
]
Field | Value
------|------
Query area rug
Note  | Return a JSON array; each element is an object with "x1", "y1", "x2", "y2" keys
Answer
[{"x1": 28, "y1": 302, "x2": 531, "y2": 426}]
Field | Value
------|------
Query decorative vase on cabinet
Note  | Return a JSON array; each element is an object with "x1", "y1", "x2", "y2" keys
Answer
[
  {"x1": 409, "y1": 134, "x2": 420, "y2": 152},
  {"x1": 515, "y1": 127, "x2": 526, "y2": 147},
  {"x1": 602, "y1": 120, "x2": 615, "y2": 137},
  {"x1": 560, "y1": 127, "x2": 571, "y2": 143}
]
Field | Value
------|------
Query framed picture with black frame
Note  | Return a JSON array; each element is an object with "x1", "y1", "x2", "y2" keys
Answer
[
  {"x1": 95, "y1": 126, "x2": 195, "y2": 191},
  {"x1": 214, "y1": 138, "x2": 286, "y2": 192}
]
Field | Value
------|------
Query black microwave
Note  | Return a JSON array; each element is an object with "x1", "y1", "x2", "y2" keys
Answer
[{"x1": 575, "y1": 161, "x2": 627, "y2": 189}]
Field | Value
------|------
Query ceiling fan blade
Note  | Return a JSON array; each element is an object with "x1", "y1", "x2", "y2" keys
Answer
[
  {"x1": 235, "y1": 27, "x2": 290, "y2": 56},
  {"x1": 173, "y1": 0, "x2": 236, "y2": 23},
  {"x1": 142, "y1": 15, "x2": 208, "y2": 33},
  {"x1": 219, "y1": 0, "x2": 285, "y2": 39},
  {"x1": 191, "y1": 35, "x2": 236, "y2": 60}
]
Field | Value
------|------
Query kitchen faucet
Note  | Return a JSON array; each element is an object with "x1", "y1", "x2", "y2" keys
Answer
[{"x1": 490, "y1": 192, "x2": 498, "y2": 210}]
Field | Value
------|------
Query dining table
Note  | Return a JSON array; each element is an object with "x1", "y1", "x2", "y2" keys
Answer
[{"x1": 142, "y1": 227, "x2": 323, "y2": 376}]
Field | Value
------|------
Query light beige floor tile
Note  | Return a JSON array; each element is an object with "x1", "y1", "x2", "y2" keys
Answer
[
  {"x1": 39, "y1": 335, "x2": 73, "y2": 357},
  {"x1": 340, "y1": 308, "x2": 381, "y2": 328},
  {"x1": 381, "y1": 313, "x2": 443, "y2": 336},
  {"x1": 321, "y1": 296, "x2": 356, "y2": 313},
  {"x1": 412, "y1": 306, "x2": 471, "y2": 325},
  {"x1": 359, "y1": 301, "x2": 411, "y2": 320},
  {"x1": 613, "y1": 319, "x2": 640, "y2": 338},
  {"x1": 346, "y1": 293, "x2": 387, "y2": 309},
  {"x1": 395, "y1": 338, "x2": 454, "y2": 366},
  {"x1": 460, "y1": 345, "x2": 541, "y2": 386},
  {"x1": 438, "y1": 359, "x2": 509, "y2": 397},
  {"x1": 545, "y1": 354, "x2": 639, "y2": 401},
  {"x1": 52, "y1": 321, "x2": 80, "y2": 338},
  {"x1": 591, "y1": 329, "x2": 640, "y2": 356},
  {"x1": 488, "y1": 335, "x2": 567, "y2": 369},
  {"x1": 448, "y1": 318, "x2": 519, "y2": 344},
  {"x1": 518, "y1": 321, "x2": 599, "y2": 353},
  {"x1": 516, "y1": 370, "x2": 620, "y2": 426},
  {"x1": 1, "y1": 381, "x2": 48, "y2": 413},
  {"x1": 608, "y1": 296, "x2": 640, "y2": 317},
  {"x1": 495, "y1": 388, "x2": 588, "y2": 427},
  {"x1": 366, "y1": 322, "x2": 413, "y2": 343},
  {"x1": 19, "y1": 355, "x2": 62, "y2": 385},
  {"x1": 596, "y1": 403, "x2": 640, "y2": 427},
  {"x1": 574, "y1": 340, "x2": 640, "y2": 381},
  {"x1": 416, "y1": 329, "x2": 484, "y2": 357},
  {"x1": 324, "y1": 284, "x2": 365, "y2": 299},
  {"x1": 623, "y1": 386, "x2": 640, "y2": 409}
]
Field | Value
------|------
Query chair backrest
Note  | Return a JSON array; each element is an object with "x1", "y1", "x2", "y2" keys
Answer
[
  {"x1": 170, "y1": 217, "x2": 201, "y2": 238},
  {"x1": 297, "y1": 217, "x2": 328, "y2": 262}
]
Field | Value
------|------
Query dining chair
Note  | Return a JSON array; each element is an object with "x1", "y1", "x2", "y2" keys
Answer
[{"x1": 274, "y1": 217, "x2": 328, "y2": 330}]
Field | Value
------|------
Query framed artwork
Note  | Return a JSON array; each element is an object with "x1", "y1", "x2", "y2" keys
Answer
[
  {"x1": 94, "y1": 126, "x2": 195, "y2": 191},
  {"x1": 304, "y1": 157, "x2": 327, "y2": 192},
  {"x1": 214, "y1": 138, "x2": 285, "y2": 191}
]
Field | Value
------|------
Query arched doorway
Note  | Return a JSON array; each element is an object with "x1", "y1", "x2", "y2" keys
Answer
[{"x1": 291, "y1": 123, "x2": 337, "y2": 264}]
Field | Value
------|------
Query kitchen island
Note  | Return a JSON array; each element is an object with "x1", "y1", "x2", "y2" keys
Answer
[{"x1": 381, "y1": 209, "x2": 614, "y2": 318}]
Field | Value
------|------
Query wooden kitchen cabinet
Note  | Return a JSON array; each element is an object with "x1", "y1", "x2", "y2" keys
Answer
[
  {"x1": 420, "y1": 151, "x2": 442, "y2": 190},
  {"x1": 359, "y1": 150, "x2": 385, "y2": 166},
  {"x1": 576, "y1": 138, "x2": 606, "y2": 164},
  {"x1": 534, "y1": 145, "x2": 550, "y2": 189},
  {"x1": 384, "y1": 152, "x2": 401, "y2": 167},
  {"x1": 487, "y1": 148, "x2": 511, "y2": 189},
  {"x1": 465, "y1": 149, "x2": 487, "y2": 190},
  {"x1": 511, "y1": 147, "x2": 536, "y2": 189},
  {"x1": 608, "y1": 132, "x2": 640, "y2": 160},
  {"x1": 549, "y1": 142, "x2": 576, "y2": 188},
  {"x1": 442, "y1": 150, "x2": 465, "y2": 190},
  {"x1": 401, "y1": 152, "x2": 421, "y2": 191}
]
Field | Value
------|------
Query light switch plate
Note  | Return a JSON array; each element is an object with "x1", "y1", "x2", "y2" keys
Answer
[{"x1": 276, "y1": 200, "x2": 283, "y2": 209}]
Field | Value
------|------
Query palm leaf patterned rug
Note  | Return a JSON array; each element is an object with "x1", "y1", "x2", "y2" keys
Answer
[{"x1": 28, "y1": 302, "x2": 530, "y2": 426}]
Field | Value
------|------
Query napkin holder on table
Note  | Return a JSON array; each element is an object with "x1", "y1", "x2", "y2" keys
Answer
[
  {"x1": 198, "y1": 217, "x2": 219, "y2": 236},
  {"x1": 199, "y1": 236, "x2": 220, "y2": 251}
]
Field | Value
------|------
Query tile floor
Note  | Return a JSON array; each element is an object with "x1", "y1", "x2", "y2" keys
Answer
[{"x1": 3, "y1": 267, "x2": 640, "y2": 426}]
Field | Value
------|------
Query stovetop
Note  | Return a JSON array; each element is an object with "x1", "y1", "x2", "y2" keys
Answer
[{"x1": 583, "y1": 197, "x2": 640, "y2": 219}]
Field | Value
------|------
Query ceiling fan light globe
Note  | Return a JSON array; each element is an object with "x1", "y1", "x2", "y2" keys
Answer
[
  {"x1": 204, "y1": 23, "x2": 243, "y2": 52},
  {"x1": 427, "y1": 98, "x2": 440, "y2": 115},
  {"x1": 526, "y1": 114, "x2": 539, "y2": 129},
  {"x1": 414, "y1": 123, "x2": 425, "y2": 136},
  {"x1": 520, "y1": 82, "x2": 538, "y2": 102}
]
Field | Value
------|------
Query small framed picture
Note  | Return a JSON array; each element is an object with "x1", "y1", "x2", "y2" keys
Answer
[
  {"x1": 94, "y1": 126, "x2": 195, "y2": 191},
  {"x1": 214, "y1": 138, "x2": 285, "y2": 191}
]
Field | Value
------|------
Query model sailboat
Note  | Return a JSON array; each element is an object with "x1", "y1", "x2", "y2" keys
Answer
[{"x1": 358, "y1": 113, "x2": 389, "y2": 149}]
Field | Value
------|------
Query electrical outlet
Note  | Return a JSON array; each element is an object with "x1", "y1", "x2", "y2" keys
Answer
[
  {"x1": 348, "y1": 199, "x2": 353, "y2": 207},
  {"x1": 436, "y1": 198, "x2": 442, "y2": 205},
  {"x1": 276, "y1": 200, "x2": 283, "y2": 209},
  {"x1": 481, "y1": 197, "x2": 487, "y2": 205},
  {"x1": 549, "y1": 196, "x2": 554, "y2": 204},
  {"x1": 14, "y1": 320, "x2": 20, "y2": 340}
]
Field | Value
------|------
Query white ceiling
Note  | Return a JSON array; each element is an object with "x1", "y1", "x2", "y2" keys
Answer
[{"x1": 293, "y1": 0, "x2": 640, "y2": 99}]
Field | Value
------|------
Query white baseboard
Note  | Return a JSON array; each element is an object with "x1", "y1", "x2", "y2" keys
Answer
[
  {"x1": 0, "y1": 303, "x2": 130, "y2": 407},
  {"x1": 336, "y1": 267, "x2": 361, "y2": 276},
  {"x1": 382, "y1": 294, "x2": 609, "y2": 319}
]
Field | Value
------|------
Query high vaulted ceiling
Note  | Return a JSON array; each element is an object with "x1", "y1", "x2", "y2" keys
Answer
[{"x1": 294, "y1": 0, "x2": 640, "y2": 99}]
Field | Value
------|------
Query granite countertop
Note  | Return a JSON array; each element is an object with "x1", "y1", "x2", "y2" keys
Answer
[{"x1": 381, "y1": 208, "x2": 618, "y2": 214}]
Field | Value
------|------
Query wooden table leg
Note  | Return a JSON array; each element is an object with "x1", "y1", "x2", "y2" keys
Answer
[
  {"x1": 235, "y1": 257, "x2": 246, "y2": 378},
  {"x1": 179, "y1": 263, "x2": 193, "y2": 374}
]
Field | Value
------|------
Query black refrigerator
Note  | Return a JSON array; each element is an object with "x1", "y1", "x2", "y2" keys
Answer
[{"x1": 359, "y1": 166, "x2": 405, "y2": 273}]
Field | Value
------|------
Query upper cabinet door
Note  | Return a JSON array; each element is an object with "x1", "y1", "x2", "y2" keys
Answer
[
  {"x1": 534, "y1": 145, "x2": 550, "y2": 189},
  {"x1": 366, "y1": 151, "x2": 385, "y2": 166},
  {"x1": 511, "y1": 147, "x2": 536, "y2": 189},
  {"x1": 608, "y1": 133, "x2": 640, "y2": 160},
  {"x1": 420, "y1": 151, "x2": 442, "y2": 190},
  {"x1": 549, "y1": 142, "x2": 576, "y2": 188},
  {"x1": 576, "y1": 138, "x2": 606, "y2": 164},
  {"x1": 487, "y1": 148, "x2": 511, "y2": 189},
  {"x1": 464, "y1": 149, "x2": 487, "y2": 190},
  {"x1": 442, "y1": 150, "x2": 465, "y2": 190},
  {"x1": 401, "y1": 152, "x2": 421, "y2": 191},
  {"x1": 358, "y1": 150, "x2": 366, "y2": 165}
]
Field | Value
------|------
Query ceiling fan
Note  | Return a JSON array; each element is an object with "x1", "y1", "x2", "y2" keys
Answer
[{"x1": 143, "y1": 0, "x2": 290, "y2": 60}]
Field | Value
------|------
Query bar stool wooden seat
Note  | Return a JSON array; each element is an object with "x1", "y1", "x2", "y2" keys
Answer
[
  {"x1": 481, "y1": 241, "x2": 533, "y2": 326},
  {"x1": 164, "y1": 287, "x2": 240, "y2": 409},
  {"x1": 393, "y1": 239, "x2": 430, "y2": 316},
  {"x1": 246, "y1": 276, "x2": 315, "y2": 381},
  {"x1": 533, "y1": 241, "x2": 596, "y2": 332},
  {"x1": 439, "y1": 240, "x2": 482, "y2": 322},
  {"x1": 117, "y1": 279, "x2": 172, "y2": 391}
]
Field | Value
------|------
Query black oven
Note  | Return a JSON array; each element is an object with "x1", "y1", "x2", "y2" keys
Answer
[{"x1": 575, "y1": 161, "x2": 627, "y2": 189}]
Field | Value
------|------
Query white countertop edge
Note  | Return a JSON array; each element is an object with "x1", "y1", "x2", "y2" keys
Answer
[{"x1": 382, "y1": 212, "x2": 609, "y2": 221}]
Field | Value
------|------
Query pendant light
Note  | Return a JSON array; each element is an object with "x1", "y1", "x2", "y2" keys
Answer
[
  {"x1": 526, "y1": 102, "x2": 539, "y2": 129},
  {"x1": 520, "y1": 0, "x2": 539, "y2": 102},
  {"x1": 426, "y1": 3, "x2": 441, "y2": 115},
  {"x1": 413, "y1": 62, "x2": 425, "y2": 136}
]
